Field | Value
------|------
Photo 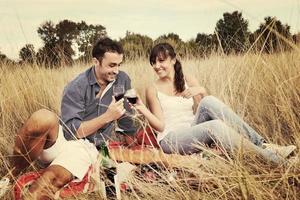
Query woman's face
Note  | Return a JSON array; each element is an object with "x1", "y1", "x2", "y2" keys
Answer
[{"x1": 152, "y1": 55, "x2": 176, "y2": 78}]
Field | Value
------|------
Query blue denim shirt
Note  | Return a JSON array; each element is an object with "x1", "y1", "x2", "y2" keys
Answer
[{"x1": 60, "y1": 66, "x2": 136, "y2": 146}]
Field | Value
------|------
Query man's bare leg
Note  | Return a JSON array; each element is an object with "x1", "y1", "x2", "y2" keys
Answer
[
  {"x1": 24, "y1": 165, "x2": 72, "y2": 200},
  {"x1": 12, "y1": 109, "x2": 59, "y2": 176}
]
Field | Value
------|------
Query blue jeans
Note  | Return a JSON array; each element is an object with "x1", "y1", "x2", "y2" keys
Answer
[{"x1": 159, "y1": 96, "x2": 283, "y2": 163}]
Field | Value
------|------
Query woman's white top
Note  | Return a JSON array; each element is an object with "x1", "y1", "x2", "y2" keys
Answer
[{"x1": 156, "y1": 90, "x2": 195, "y2": 142}]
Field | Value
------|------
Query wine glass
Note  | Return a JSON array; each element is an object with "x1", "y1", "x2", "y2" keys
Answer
[
  {"x1": 112, "y1": 85, "x2": 125, "y2": 132},
  {"x1": 113, "y1": 85, "x2": 125, "y2": 101},
  {"x1": 125, "y1": 88, "x2": 138, "y2": 104}
]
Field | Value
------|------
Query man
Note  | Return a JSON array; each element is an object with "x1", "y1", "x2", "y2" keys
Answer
[{"x1": 12, "y1": 38, "x2": 136, "y2": 199}]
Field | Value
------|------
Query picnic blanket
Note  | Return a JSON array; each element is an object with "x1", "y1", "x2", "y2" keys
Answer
[
  {"x1": 13, "y1": 133, "x2": 159, "y2": 200},
  {"x1": 13, "y1": 127, "x2": 224, "y2": 199}
]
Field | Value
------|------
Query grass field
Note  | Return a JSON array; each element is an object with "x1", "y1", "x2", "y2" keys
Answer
[{"x1": 0, "y1": 50, "x2": 299, "y2": 199}]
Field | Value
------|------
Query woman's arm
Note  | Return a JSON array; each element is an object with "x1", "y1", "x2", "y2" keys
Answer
[
  {"x1": 183, "y1": 74, "x2": 208, "y2": 114},
  {"x1": 134, "y1": 85, "x2": 165, "y2": 132}
]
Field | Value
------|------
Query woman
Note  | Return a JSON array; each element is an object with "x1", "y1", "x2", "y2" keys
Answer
[{"x1": 133, "y1": 42, "x2": 295, "y2": 164}]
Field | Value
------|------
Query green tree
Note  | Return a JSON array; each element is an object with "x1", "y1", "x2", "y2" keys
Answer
[
  {"x1": 292, "y1": 33, "x2": 300, "y2": 45},
  {"x1": 195, "y1": 33, "x2": 217, "y2": 57},
  {"x1": 0, "y1": 51, "x2": 14, "y2": 66},
  {"x1": 37, "y1": 21, "x2": 60, "y2": 67},
  {"x1": 0, "y1": 51, "x2": 7, "y2": 62},
  {"x1": 155, "y1": 33, "x2": 186, "y2": 57},
  {"x1": 37, "y1": 20, "x2": 78, "y2": 67},
  {"x1": 215, "y1": 11, "x2": 250, "y2": 54},
  {"x1": 156, "y1": 33, "x2": 182, "y2": 42},
  {"x1": 253, "y1": 17, "x2": 293, "y2": 53},
  {"x1": 119, "y1": 31, "x2": 153, "y2": 59},
  {"x1": 76, "y1": 21, "x2": 107, "y2": 62},
  {"x1": 37, "y1": 21, "x2": 57, "y2": 45},
  {"x1": 55, "y1": 20, "x2": 78, "y2": 66},
  {"x1": 19, "y1": 44, "x2": 36, "y2": 64}
]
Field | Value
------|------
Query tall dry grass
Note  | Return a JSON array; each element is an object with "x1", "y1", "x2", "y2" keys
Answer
[{"x1": 0, "y1": 50, "x2": 299, "y2": 199}]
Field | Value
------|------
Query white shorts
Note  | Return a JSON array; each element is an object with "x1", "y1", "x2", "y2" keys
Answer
[{"x1": 38, "y1": 126, "x2": 98, "y2": 180}]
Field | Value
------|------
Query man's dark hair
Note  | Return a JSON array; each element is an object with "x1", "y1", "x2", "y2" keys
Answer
[{"x1": 92, "y1": 38, "x2": 124, "y2": 61}]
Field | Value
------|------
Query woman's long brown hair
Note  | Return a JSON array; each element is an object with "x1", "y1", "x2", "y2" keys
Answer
[{"x1": 149, "y1": 43, "x2": 185, "y2": 93}]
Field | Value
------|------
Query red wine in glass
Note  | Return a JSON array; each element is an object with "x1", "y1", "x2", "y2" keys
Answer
[
  {"x1": 115, "y1": 93, "x2": 124, "y2": 101},
  {"x1": 125, "y1": 88, "x2": 138, "y2": 104},
  {"x1": 126, "y1": 95, "x2": 137, "y2": 104},
  {"x1": 113, "y1": 85, "x2": 125, "y2": 101}
]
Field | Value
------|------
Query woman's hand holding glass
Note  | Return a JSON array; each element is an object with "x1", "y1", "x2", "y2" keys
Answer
[
  {"x1": 132, "y1": 96, "x2": 148, "y2": 114},
  {"x1": 181, "y1": 86, "x2": 207, "y2": 99},
  {"x1": 125, "y1": 89, "x2": 146, "y2": 115}
]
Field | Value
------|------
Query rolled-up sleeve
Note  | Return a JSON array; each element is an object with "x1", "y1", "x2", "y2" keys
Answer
[{"x1": 61, "y1": 82, "x2": 85, "y2": 140}]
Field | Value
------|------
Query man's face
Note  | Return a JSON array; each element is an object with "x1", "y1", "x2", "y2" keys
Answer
[{"x1": 94, "y1": 52, "x2": 123, "y2": 83}]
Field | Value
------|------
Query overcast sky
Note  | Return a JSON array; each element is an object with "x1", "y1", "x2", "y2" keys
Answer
[{"x1": 1, "y1": 0, "x2": 299, "y2": 59}]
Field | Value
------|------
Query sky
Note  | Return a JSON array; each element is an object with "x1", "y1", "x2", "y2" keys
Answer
[{"x1": 0, "y1": 0, "x2": 299, "y2": 59}]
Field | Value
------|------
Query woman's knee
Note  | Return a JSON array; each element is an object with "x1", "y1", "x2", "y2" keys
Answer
[
  {"x1": 198, "y1": 95, "x2": 228, "y2": 116},
  {"x1": 199, "y1": 95, "x2": 218, "y2": 108}
]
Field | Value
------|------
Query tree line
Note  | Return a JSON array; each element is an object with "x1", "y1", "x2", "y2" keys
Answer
[{"x1": 1, "y1": 11, "x2": 300, "y2": 67}]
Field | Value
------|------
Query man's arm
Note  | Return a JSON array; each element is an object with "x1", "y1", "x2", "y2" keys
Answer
[
  {"x1": 61, "y1": 82, "x2": 125, "y2": 140},
  {"x1": 76, "y1": 98, "x2": 125, "y2": 138},
  {"x1": 61, "y1": 82, "x2": 85, "y2": 140}
]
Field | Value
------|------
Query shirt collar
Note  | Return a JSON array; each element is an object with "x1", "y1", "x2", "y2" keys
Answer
[
  {"x1": 88, "y1": 66, "x2": 117, "y2": 87},
  {"x1": 87, "y1": 66, "x2": 98, "y2": 86}
]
